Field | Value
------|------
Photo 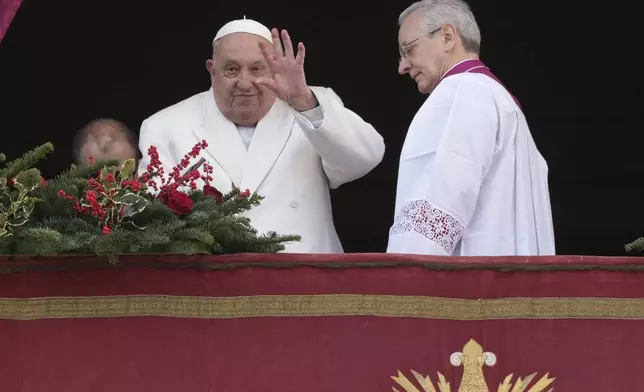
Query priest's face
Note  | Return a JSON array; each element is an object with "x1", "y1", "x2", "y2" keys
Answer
[
  {"x1": 398, "y1": 9, "x2": 448, "y2": 94},
  {"x1": 207, "y1": 33, "x2": 276, "y2": 126}
]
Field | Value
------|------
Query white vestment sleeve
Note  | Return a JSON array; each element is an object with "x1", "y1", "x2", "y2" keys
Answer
[
  {"x1": 388, "y1": 80, "x2": 499, "y2": 255},
  {"x1": 289, "y1": 87, "x2": 385, "y2": 189},
  {"x1": 296, "y1": 106, "x2": 324, "y2": 128}
]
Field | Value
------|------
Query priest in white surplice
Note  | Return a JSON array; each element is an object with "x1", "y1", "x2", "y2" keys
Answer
[
  {"x1": 137, "y1": 18, "x2": 385, "y2": 253},
  {"x1": 387, "y1": 0, "x2": 555, "y2": 256}
]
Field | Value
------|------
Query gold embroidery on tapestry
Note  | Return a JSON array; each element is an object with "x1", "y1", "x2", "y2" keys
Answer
[
  {"x1": 391, "y1": 339, "x2": 555, "y2": 392},
  {"x1": 0, "y1": 294, "x2": 643, "y2": 320}
]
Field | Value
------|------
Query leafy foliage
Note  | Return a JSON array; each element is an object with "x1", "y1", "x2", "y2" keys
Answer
[
  {"x1": 0, "y1": 142, "x2": 300, "y2": 262},
  {"x1": 625, "y1": 237, "x2": 644, "y2": 252},
  {"x1": 0, "y1": 142, "x2": 53, "y2": 180},
  {"x1": 0, "y1": 143, "x2": 52, "y2": 238}
]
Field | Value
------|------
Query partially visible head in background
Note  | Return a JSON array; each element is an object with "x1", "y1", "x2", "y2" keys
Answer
[{"x1": 73, "y1": 118, "x2": 137, "y2": 165}]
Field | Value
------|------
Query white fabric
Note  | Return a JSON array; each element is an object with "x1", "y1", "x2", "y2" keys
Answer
[
  {"x1": 236, "y1": 106, "x2": 324, "y2": 150},
  {"x1": 137, "y1": 87, "x2": 385, "y2": 253},
  {"x1": 213, "y1": 18, "x2": 272, "y2": 44},
  {"x1": 236, "y1": 125, "x2": 255, "y2": 150},
  {"x1": 387, "y1": 72, "x2": 555, "y2": 256}
]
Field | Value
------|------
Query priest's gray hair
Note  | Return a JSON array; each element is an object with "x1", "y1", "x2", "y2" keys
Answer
[{"x1": 399, "y1": 0, "x2": 481, "y2": 54}]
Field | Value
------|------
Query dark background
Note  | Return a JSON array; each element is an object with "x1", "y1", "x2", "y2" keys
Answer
[{"x1": 1, "y1": 0, "x2": 642, "y2": 255}]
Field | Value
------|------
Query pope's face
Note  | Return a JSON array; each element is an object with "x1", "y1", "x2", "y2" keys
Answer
[
  {"x1": 207, "y1": 33, "x2": 276, "y2": 126},
  {"x1": 397, "y1": 9, "x2": 447, "y2": 94}
]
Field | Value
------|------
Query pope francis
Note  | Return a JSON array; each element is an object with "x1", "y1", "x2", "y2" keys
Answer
[{"x1": 136, "y1": 18, "x2": 385, "y2": 253}]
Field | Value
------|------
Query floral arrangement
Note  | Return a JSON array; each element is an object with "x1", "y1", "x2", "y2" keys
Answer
[
  {"x1": 0, "y1": 141, "x2": 300, "y2": 262},
  {"x1": 625, "y1": 238, "x2": 644, "y2": 252},
  {"x1": 0, "y1": 143, "x2": 52, "y2": 238}
]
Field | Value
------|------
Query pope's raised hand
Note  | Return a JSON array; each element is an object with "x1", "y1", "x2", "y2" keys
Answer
[{"x1": 257, "y1": 28, "x2": 317, "y2": 111}]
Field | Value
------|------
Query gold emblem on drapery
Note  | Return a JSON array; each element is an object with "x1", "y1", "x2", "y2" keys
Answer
[{"x1": 391, "y1": 339, "x2": 555, "y2": 392}]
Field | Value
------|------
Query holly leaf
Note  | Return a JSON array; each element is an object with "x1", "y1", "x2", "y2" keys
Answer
[
  {"x1": 120, "y1": 193, "x2": 149, "y2": 218},
  {"x1": 8, "y1": 217, "x2": 30, "y2": 227},
  {"x1": 119, "y1": 158, "x2": 136, "y2": 181},
  {"x1": 113, "y1": 188, "x2": 130, "y2": 200},
  {"x1": 21, "y1": 197, "x2": 36, "y2": 215},
  {"x1": 12, "y1": 181, "x2": 25, "y2": 196}
]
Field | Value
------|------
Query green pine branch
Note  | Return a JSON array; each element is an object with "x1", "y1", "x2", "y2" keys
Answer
[
  {"x1": 0, "y1": 142, "x2": 301, "y2": 260},
  {"x1": 625, "y1": 237, "x2": 644, "y2": 252},
  {"x1": 0, "y1": 142, "x2": 53, "y2": 179},
  {"x1": 10, "y1": 188, "x2": 301, "y2": 259},
  {"x1": 50, "y1": 159, "x2": 121, "y2": 183}
]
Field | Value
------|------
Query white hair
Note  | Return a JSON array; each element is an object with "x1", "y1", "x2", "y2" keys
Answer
[{"x1": 399, "y1": 0, "x2": 481, "y2": 54}]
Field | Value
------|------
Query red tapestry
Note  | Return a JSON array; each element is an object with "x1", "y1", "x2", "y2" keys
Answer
[
  {"x1": 0, "y1": 253, "x2": 643, "y2": 391},
  {"x1": 0, "y1": 0, "x2": 21, "y2": 44}
]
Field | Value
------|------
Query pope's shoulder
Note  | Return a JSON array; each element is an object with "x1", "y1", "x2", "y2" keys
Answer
[{"x1": 141, "y1": 90, "x2": 209, "y2": 127}]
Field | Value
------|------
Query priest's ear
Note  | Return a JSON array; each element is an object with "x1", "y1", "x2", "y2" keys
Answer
[{"x1": 441, "y1": 24, "x2": 458, "y2": 52}]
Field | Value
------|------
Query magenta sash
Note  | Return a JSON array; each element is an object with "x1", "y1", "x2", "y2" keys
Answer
[{"x1": 440, "y1": 59, "x2": 521, "y2": 109}]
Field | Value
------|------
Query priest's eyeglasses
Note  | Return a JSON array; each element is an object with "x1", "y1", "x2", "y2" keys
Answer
[{"x1": 399, "y1": 26, "x2": 443, "y2": 62}]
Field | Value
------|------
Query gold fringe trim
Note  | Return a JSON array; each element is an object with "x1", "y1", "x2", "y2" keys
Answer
[{"x1": 0, "y1": 294, "x2": 643, "y2": 320}]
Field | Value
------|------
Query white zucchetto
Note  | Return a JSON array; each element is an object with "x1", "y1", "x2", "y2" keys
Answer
[{"x1": 213, "y1": 16, "x2": 273, "y2": 44}]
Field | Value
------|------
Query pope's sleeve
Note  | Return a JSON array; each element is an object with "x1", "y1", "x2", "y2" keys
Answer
[
  {"x1": 387, "y1": 79, "x2": 499, "y2": 255},
  {"x1": 136, "y1": 119, "x2": 176, "y2": 192},
  {"x1": 288, "y1": 87, "x2": 385, "y2": 189}
]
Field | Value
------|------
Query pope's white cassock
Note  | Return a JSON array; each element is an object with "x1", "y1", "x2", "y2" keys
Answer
[
  {"x1": 137, "y1": 22, "x2": 384, "y2": 253},
  {"x1": 387, "y1": 61, "x2": 555, "y2": 256}
]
